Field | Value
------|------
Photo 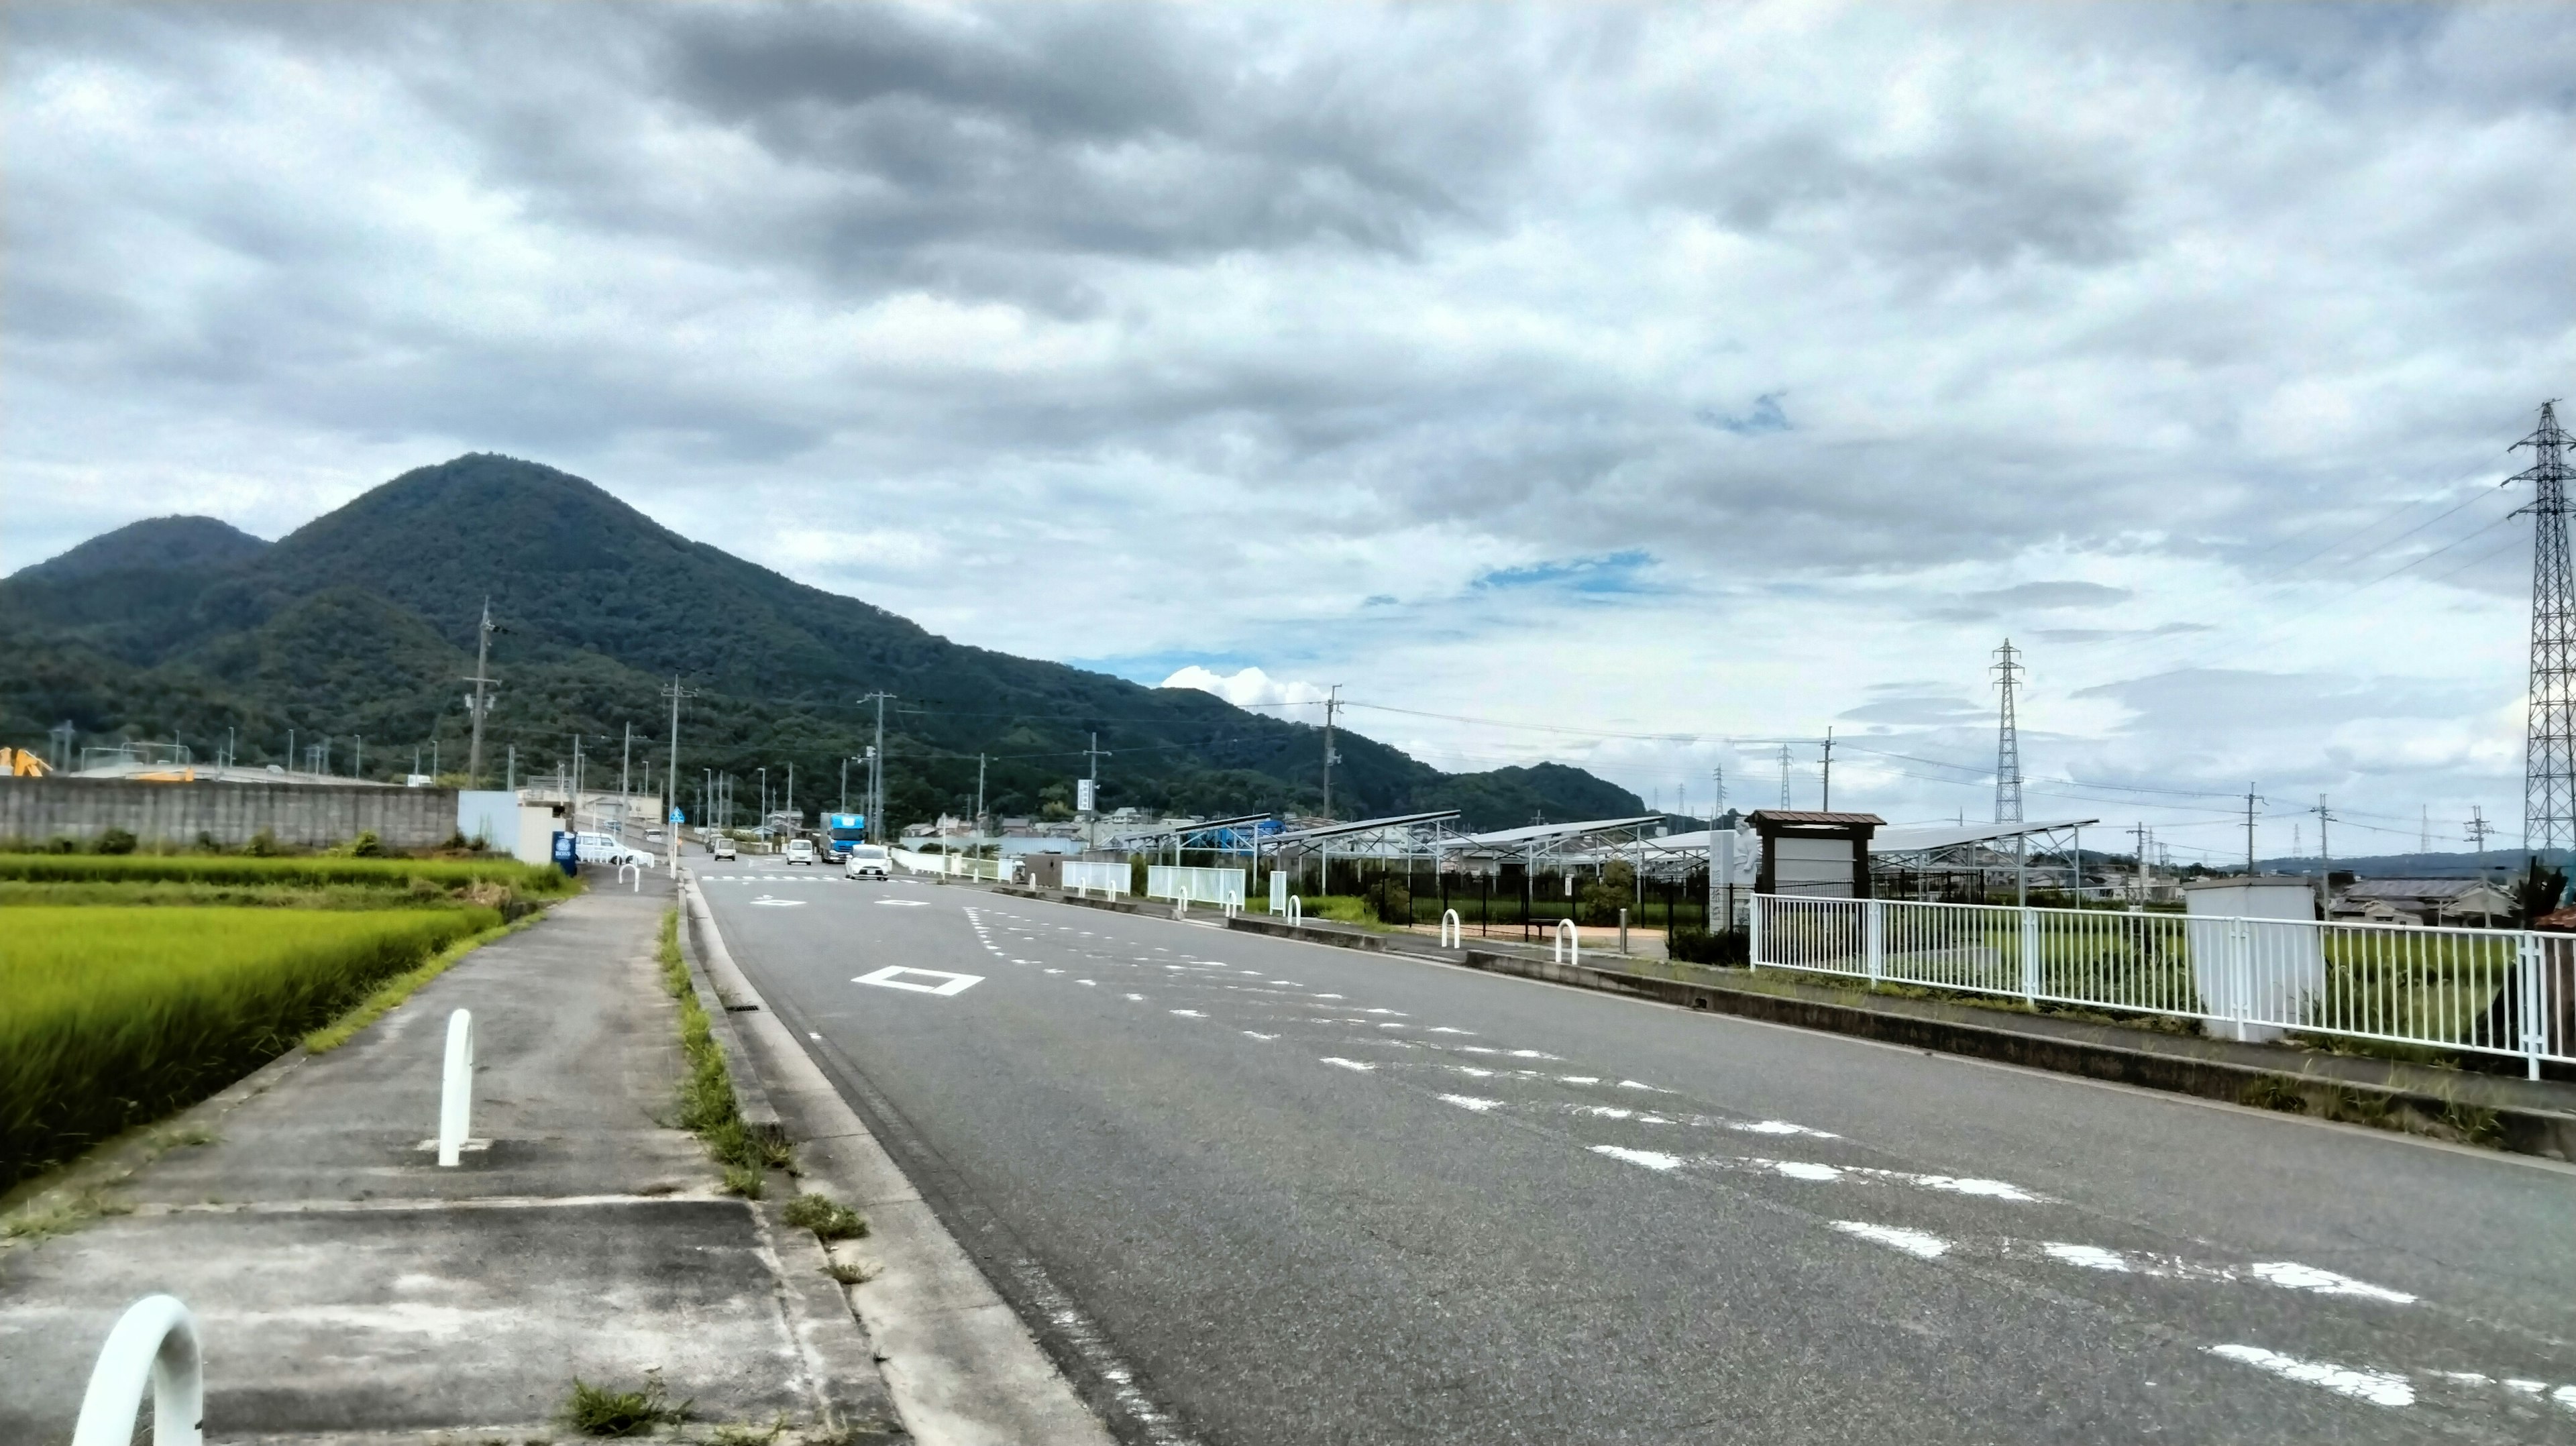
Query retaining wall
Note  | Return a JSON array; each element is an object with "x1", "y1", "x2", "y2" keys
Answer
[{"x1": 0, "y1": 778, "x2": 460, "y2": 850}]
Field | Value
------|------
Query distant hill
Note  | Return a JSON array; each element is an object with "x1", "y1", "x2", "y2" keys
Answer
[
  {"x1": 13, "y1": 515, "x2": 268, "y2": 581},
  {"x1": 2255, "y1": 849, "x2": 2566, "y2": 879},
  {"x1": 1, "y1": 455, "x2": 1641, "y2": 831}
]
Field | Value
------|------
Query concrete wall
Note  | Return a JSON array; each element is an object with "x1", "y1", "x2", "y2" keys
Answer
[{"x1": 0, "y1": 778, "x2": 462, "y2": 851}]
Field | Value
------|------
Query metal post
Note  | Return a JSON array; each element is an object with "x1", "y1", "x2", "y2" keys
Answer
[
  {"x1": 71, "y1": 1294, "x2": 203, "y2": 1446},
  {"x1": 438, "y1": 1009, "x2": 475, "y2": 1167},
  {"x1": 2019, "y1": 905, "x2": 2040, "y2": 1005},
  {"x1": 1866, "y1": 897, "x2": 1884, "y2": 985},
  {"x1": 2520, "y1": 933, "x2": 2546, "y2": 1080}
]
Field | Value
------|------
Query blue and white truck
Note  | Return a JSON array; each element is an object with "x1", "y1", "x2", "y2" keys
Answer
[{"x1": 823, "y1": 812, "x2": 867, "y2": 863}]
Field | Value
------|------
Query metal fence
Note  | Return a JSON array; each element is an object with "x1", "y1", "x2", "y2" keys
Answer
[
  {"x1": 1147, "y1": 866, "x2": 1245, "y2": 908},
  {"x1": 1063, "y1": 860, "x2": 1128, "y2": 897},
  {"x1": 1750, "y1": 894, "x2": 2573, "y2": 1077}
]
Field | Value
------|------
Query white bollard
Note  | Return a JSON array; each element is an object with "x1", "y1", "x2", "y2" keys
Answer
[
  {"x1": 437, "y1": 1009, "x2": 475, "y2": 1168},
  {"x1": 72, "y1": 1294, "x2": 202, "y2": 1446},
  {"x1": 1553, "y1": 917, "x2": 1578, "y2": 966},
  {"x1": 1177, "y1": 887, "x2": 1191, "y2": 920},
  {"x1": 1287, "y1": 895, "x2": 1302, "y2": 928},
  {"x1": 1442, "y1": 909, "x2": 1461, "y2": 949},
  {"x1": 619, "y1": 860, "x2": 641, "y2": 892}
]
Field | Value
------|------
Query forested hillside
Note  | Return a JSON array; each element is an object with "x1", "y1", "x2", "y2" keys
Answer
[{"x1": 3, "y1": 455, "x2": 1640, "y2": 831}]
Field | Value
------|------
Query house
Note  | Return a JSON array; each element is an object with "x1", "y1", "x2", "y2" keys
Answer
[{"x1": 2330, "y1": 878, "x2": 2516, "y2": 928}]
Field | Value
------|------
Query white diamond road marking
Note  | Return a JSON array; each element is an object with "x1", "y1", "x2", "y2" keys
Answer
[
  {"x1": 875, "y1": 899, "x2": 929, "y2": 907},
  {"x1": 852, "y1": 965, "x2": 985, "y2": 997},
  {"x1": 749, "y1": 897, "x2": 806, "y2": 907}
]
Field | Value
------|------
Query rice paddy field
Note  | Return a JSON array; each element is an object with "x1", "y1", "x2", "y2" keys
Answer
[
  {"x1": 0, "y1": 853, "x2": 569, "y2": 893},
  {"x1": 1, "y1": 903, "x2": 501, "y2": 1191}
]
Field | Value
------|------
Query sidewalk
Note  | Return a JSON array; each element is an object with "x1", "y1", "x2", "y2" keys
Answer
[{"x1": 0, "y1": 877, "x2": 903, "y2": 1444}]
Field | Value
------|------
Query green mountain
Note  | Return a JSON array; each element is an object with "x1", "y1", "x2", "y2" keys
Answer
[
  {"x1": 13, "y1": 515, "x2": 268, "y2": 582},
  {"x1": 1, "y1": 455, "x2": 1642, "y2": 831}
]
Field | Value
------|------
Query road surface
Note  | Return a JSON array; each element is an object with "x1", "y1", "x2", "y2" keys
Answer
[{"x1": 698, "y1": 864, "x2": 2576, "y2": 1444}]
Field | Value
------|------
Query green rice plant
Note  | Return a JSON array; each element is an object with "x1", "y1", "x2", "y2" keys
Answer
[
  {"x1": 1, "y1": 905, "x2": 497, "y2": 1190},
  {"x1": 0, "y1": 852, "x2": 570, "y2": 893}
]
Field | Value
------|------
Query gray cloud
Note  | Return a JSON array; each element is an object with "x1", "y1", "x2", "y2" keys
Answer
[{"x1": 6, "y1": 1, "x2": 2573, "y2": 848}]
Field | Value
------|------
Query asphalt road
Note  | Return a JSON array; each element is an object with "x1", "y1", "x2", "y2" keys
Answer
[{"x1": 700, "y1": 864, "x2": 2576, "y2": 1445}]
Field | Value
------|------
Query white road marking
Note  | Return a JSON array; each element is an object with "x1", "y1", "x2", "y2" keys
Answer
[
  {"x1": 1426, "y1": 1027, "x2": 1474, "y2": 1035},
  {"x1": 853, "y1": 965, "x2": 985, "y2": 997},
  {"x1": 1242, "y1": 1032, "x2": 1277, "y2": 1041},
  {"x1": 1320, "y1": 1058, "x2": 1375, "y2": 1072},
  {"x1": 2045, "y1": 1243, "x2": 2130, "y2": 1272},
  {"x1": 2206, "y1": 1344, "x2": 2414, "y2": 1408},
  {"x1": 750, "y1": 896, "x2": 806, "y2": 907},
  {"x1": 1557, "y1": 1074, "x2": 1600, "y2": 1084},
  {"x1": 1454, "y1": 1066, "x2": 1495, "y2": 1078},
  {"x1": 1126, "y1": 993, "x2": 1146, "y2": 1001},
  {"x1": 875, "y1": 899, "x2": 930, "y2": 907},
  {"x1": 1438, "y1": 1095, "x2": 1502, "y2": 1112},
  {"x1": 1511, "y1": 1050, "x2": 1562, "y2": 1060},
  {"x1": 1078, "y1": 979, "x2": 1097, "y2": 987},
  {"x1": 1313, "y1": 994, "x2": 1344, "y2": 1000},
  {"x1": 1170, "y1": 1009, "x2": 1205, "y2": 1018},
  {"x1": 2248, "y1": 1263, "x2": 2418, "y2": 1304},
  {"x1": 1772, "y1": 1161, "x2": 1843, "y2": 1181},
  {"x1": 1831, "y1": 1221, "x2": 1949, "y2": 1259},
  {"x1": 1590, "y1": 1145, "x2": 1684, "y2": 1172},
  {"x1": 1731, "y1": 1119, "x2": 1839, "y2": 1138}
]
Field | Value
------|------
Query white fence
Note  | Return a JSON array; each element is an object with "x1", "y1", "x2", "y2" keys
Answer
[
  {"x1": 888, "y1": 847, "x2": 1016, "y2": 882},
  {"x1": 1063, "y1": 860, "x2": 1128, "y2": 897},
  {"x1": 1148, "y1": 866, "x2": 1245, "y2": 909},
  {"x1": 1750, "y1": 895, "x2": 2573, "y2": 1076}
]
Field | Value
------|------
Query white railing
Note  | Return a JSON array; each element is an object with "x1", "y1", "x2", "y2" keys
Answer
[
  {"x1": 74, "y1": 1294, "x2": 202, "y2": 1446},
  {"x1": 1063, "y1": 861, "x2": 1128, "y2": 898},
  {"x1": 1750, "y1": 895, "x2": 2571, "y2": 1076},
  {"x1": 1148, "y1": 866, "x2": 1244, "y2": 911}
]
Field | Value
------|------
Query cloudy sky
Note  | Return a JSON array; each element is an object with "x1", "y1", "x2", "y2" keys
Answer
[{"x1": 8, "y1": 2, "x2": 2575, "y2": 863}]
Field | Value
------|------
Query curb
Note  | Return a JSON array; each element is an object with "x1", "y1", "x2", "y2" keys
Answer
[
  {"x1": 986, "y1": 884, "x2": 2576, "y2": 1162},
  {"x1": 673, "y1": 877, "x2": 784, "y2": 1140}
]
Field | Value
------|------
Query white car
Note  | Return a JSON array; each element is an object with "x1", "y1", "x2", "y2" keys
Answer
[
  {"x1": 709, "y1": 835, "x2": 738, "y2": 861},
  {"x1": 785, "y1": 838, "x2": 818, "y2": 866},
  {"x1": 574, "y1": 832, "x2": 653, "y2": 869},
  {"x1": 845, "y1": 844, "x2": 891, "y2": 881}
]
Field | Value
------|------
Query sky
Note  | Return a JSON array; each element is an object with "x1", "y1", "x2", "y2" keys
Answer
[{"x1": 7, "y1": 2, "x2": 2575, "y2": 866}]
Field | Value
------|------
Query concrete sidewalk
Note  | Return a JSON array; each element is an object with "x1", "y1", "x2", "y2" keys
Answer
[{"x1": 0, "y1": 877, "x2": 904, "y2": 1445}]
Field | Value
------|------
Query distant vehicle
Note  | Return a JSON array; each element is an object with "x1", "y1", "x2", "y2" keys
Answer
[
  {"x1": 845, "y1": 844, "x2": 891, "y2": 881},
  {"x1": 785, "y1": 838, "x2": 818, "y2": 866},
  {"x1": 645, "y1": 828, "x2": 665, "y2": 844},
  {"x1": 709, "y1": 836, "x2": 737, "y2": 861},
  {"x1": 574, "y1": 832, "x2": 651, "y2": 868},
  {"x1": 824, "y1": 812, "x2": 866, "y2": 863}
]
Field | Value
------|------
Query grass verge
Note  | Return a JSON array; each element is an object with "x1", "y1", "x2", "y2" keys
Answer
[
  {"x1": 2, "y1": 905, "x2": 498, "y2": 1190},
  {"x1": 658, "y1": 908, "x2": 792, "y2": 1195},
  {"x1": 303, "y1": 911, "x2": 543, "y2": 1053},
  {"x1": 782, "y1": 1191, "x2": 868, "y2": 1241}
]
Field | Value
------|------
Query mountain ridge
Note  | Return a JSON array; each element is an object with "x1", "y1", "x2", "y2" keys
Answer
[{"x1": 2, "y1": 455, "x2": 1641, "y2": 831}]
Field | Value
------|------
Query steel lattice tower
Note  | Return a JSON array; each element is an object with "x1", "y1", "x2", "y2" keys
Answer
[
  {"x1": 2514, "y1": 401, "x2": 2576, "y2": 855},
  {"x1": 1992, "y1": 640, "x2": 2025, "y2": 824}
]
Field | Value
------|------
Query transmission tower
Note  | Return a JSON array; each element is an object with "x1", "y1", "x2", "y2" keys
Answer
[
  {"x1": 1777, "y1": 744, "x2": 1792, "y2": 810},
  {"x1": 2512, "y1": 400, "x2": 2576, "y2": 856},
  {"x1": 1992, "y1": 640, "x2": 2025, "y2": 824}
]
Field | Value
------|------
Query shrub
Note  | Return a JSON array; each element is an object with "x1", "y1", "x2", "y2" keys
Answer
[
  {"x1": 1, "y1": 905, "x2": 496, "y2": 1188},
  {"x1": 245, "y1": 829, "x2": 282, "y2": 857},
  {"x1": 1668, "y1": 926, "x2": 1748, "y2": 966},
  {"x1": 93, "y1": 828, "x2": 139, "y2": 856},
  {"x1": 346, "y1": 830, "x2": 384, "y2": 858},
  {"x1": 1364, "y1": 876, "x2": 1412, "y2": 924}
]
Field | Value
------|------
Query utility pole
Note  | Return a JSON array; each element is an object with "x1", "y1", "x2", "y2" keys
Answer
[
  {"x1": 621, "y1": 723, "x2": 633, "y2": 838},
  {"x1": 506, "y1": 744, "x2": 515, "y2": 791},
  {"x1": 2243, "y1": 785, "x2": 2264, "y2": 874},
  {"x1": 50, "y1": 720, "x2": 75, "y2": 772},
  {"x1": 2131, "y1": 821, "x2": 2151, "y2": 903},
  {"x1": 1322, "y1": 686, "x2": 1346, "y2": 824},
  {"x1": 353, "y1": 735, "x2": 362, "y2": 780},
  {"x1": 1992, "y1": 640, "x2": 2025, "y2": 825},
  {"x1": 975, "y1": 753, "x2": 988, "y2": 839},
  {"x1": 661, "y1": 677, "x2": 694, "y2": 866},
  {"x1": 572, "y1": 734, "x2": 584, "y2": 830},
  {"x1": 1820, "y1": 727, "x2": 1835, "y2": 812},
  {"x1": 2310, "y1": 794, "x2": 2337, "y2": 909},
  {"x1": 462, "y1": 598, "x2": 500, "y2": 787},
  {"x1": 787, "y1": 763, "x2": 796, "y2": 826},
  {"x1": 857, "y1": 692, "x2": 892, "y2": 842},
  {"x1": 2510, "y1": 401, "x2": 2576, "y2": 855},
  {"x1": 1082, "y1": 731, "x2": 1112, "y2": 844}
]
